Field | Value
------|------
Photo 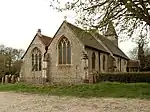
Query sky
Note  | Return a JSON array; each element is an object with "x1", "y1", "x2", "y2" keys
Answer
[{"x1": 0, "y1": 0, "x2": 135, "y2": 56}]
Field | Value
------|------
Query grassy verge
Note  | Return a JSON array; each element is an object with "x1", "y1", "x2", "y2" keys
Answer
[{"x1": 0, "y1": 82, "x2": 150, "y2": 99}]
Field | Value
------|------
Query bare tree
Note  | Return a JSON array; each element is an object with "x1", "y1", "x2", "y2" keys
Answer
[
  {"x1": 128, "y1": 34, "x2": 150, "y2": 71},
  {"x1": 50, "y1": 0, "x2": 150, "y2": 39}
]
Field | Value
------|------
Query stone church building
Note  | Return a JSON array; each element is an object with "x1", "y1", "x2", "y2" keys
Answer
[{"x1": 21, "y1": 20, "x2": 135, "y2": 83}]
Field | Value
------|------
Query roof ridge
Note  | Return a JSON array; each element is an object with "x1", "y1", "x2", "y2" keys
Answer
[
  {"x1": 41, "y1": 34, "x2": 52, "y2": 39},
  {"x1": 91, "y1": 33, "x2": 113, "y2": 56},
  {"x1": 66, "y1": 21, "x2": 129, "y2": 59},
  {"x1": 66, "y1": 21, "x2": 117, "y2": 44},
  {"x1": 65, "y1": 21, "x2": 102, "y2": 41},
  {"x1": 65, "y1": 21, "x2": 87, "y2": 32},
  {"x1": 38, "y1": 33, "x2": 52, "y2": 46},
  {"x1": 65, "y1": 21, "x2": 108, "y2": 53},
  {"x1": 96, "y1": 33, "x2": 129, "y2": 59},
  {"x1": 66, "y1": 21, "x2": 115, "y2": 47}
]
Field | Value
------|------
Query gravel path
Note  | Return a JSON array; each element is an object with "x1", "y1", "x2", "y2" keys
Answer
[{"x1": 0, "y1": 92, "x2": 150, "y2": 112}]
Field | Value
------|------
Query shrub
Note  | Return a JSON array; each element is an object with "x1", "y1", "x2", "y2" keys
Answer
[{"x1": 96, "y1": 72, "x2": 150, "y2": 83}]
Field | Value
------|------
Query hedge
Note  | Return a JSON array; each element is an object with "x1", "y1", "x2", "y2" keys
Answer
[{"x1": 95, "y1": 72, "x2": 150, "y2": 83}]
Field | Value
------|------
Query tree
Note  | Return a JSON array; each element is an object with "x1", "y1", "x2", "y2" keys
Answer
[
  {"x1": 50, "y1": 0, "x2": 150, "y2": 39},
  {"x1": 0, "y1": 45, "x2": 25, "y2": 75},
  {"x1": 0, "y1": 54, "x2": 8, "y2": 76},
  {"x1": 138, "y1": 38, "x2": 145, "y2": 71},
  {"x1": 11, "y1": 60, "x2": 23, "y2": 76},
  {"x1": 128, "y1": 47, "x2": 138, "y2": 60},
  {"x1": 128, "y1": 35, "x2": 150, "y2": 71}
]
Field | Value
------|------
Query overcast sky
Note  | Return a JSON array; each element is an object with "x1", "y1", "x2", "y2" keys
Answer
[{"x1": 0, "y1": 0, "x2": 135, "y2": 55}]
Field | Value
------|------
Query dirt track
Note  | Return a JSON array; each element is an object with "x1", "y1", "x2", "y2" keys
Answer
[{"x1": 0, "y1": 92, "x2": 150, "y2": 112}]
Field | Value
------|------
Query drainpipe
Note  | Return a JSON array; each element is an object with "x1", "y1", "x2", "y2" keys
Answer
[
  {"x1": 43, "y1": 46, "x2": 48, "y2": 79},
  {"x1": 44, "y1": 46, "x2": 48, "y2": 57}
]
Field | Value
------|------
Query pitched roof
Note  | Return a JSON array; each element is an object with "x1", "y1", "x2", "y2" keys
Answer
[
  {"x1": 96, "y1": 33, "x2": 129, "y2": 59},
  {"x1": 65, "y1": 21, "x2": 108, "y2": 53},
  {"x1": 39, "y1": 34, "x2": 52, "y2": 46},
  {"x1": 65, "y1": 21, "x2": 129, "y2": 59},
  {"x1": 127, "y1": 60, "x2": 140, "y2": 68},
  {"x1": 21, "y1": 33, "x2": 52, "y2": 59}
]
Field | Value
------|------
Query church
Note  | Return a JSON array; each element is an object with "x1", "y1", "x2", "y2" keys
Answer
[{"x1": 20, "y1": 20, "x2": 138, "y2": 84}]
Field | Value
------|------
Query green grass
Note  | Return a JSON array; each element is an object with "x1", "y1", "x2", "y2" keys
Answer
[{"x1": 0, "y1": 82, "x2": 150, "y2": 99}]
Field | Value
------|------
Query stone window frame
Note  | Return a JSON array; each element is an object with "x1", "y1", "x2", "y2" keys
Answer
[
  {"x1": 31, "y1": 47, "x2": 42, "y2": 71},
  {"x1": 57, "y1": 36, "x2": 71, "y2": 65}
]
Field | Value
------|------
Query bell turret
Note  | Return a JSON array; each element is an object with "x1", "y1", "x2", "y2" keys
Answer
[{"x1": 105, "y1": 21, "x2": 118, "y2": 46}]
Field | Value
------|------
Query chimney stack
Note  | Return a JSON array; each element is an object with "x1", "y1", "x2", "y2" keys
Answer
[{"x1": 37, "y1": 29, "x2": 42, "y2": 36}]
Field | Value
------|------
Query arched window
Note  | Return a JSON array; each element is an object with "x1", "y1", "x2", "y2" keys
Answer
[
  {"x1": 58, "y1": 42, "x2": 62, "y2": 64},
  {"x1": 32, "y1": 54, "x2": 34, "y2": 66},
  {"x1": 39, "y1": 54, "x2": 42, "y2": 71},
  {"x1": 31, "y1": 47, "x2": 42, "y2": 71},
  {"x1": 58, "y1": 37, "x2": 71, "y2": 65},
  {"x1": 35, "y1": 54, "x2": 38, "y2": 71},
  {"x1": 92, "y1": 52, "x2": 96, "y2": 69},
  {"x1": 103, "y1": 55, "x2": 105, "y2": 70},
  {"x1": 63, "y1": 41, "x2": 66, "y2": 64},
  {"x1": 67, "y1": 41, "x2": 71, "y2": 64}
]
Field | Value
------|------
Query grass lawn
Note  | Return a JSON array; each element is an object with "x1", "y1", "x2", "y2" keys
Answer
[{"x1": 0, "y1": 82, "x2": 150, "y2": 99}]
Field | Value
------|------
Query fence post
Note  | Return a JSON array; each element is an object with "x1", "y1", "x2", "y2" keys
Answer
[
  {"x1": 43, "y1": 77, "x2": 46, "y2": 85},
  {"x1": 11, "y1": 75, "x2": 15, "y2": 84},
  {"x1": 94, "y1": 73, "x2": 97, "y2": 83},
  {"x1": 17, "y1": 77, "x2": 20, "y2": 82},
  {"x1": 89, "y1": 73, "x2": 94, "y2": 84},
  {"x1": 88, "y1": 72, "x2": 97, "y2": 84},
  {"x1": 2, "y1": 77, "x2": 4, "y2": 84},
  {"x1": 5, "y1": 75, "x2": 8, "y2": 84}
]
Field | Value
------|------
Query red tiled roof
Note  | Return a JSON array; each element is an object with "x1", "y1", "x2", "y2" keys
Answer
[
  {"x1": 127, "y1": 60, "x2": 140, "y2": 68},
  {"x1": 21, "y1": 33, "x2": 52, "y2": 59},
  {"x1": 39, "y1": 35, "x2": 52, "y2": 46}
]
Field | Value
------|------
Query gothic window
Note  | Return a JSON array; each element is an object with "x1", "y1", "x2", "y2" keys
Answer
[
  {"x1": 63, "y1": 41, "x2": 66, "y2": 64},
  {"x1": 67, "y1": 41, "x2": 71, "y2": 64},
  {"x1": 58, "y1": 42, "x2": 62, "y2": 64},
  {"x1": 58, "y1": 37, "x2": 71, "y2": 65},
  {"x1": 103, "y1": 55, "x2": 105, "y2": 70},
  {"x1": 31, "y1": 47, "x2": 42, "y2": 71},
  {"x1": 39, "y1": 54, "x2": 42, "y2": 71},
  {"x1": 35, "y1": 54, "x2": 38, "y2": 71},
  {"x1": 32, "y1": 54, "x2": 34, "y2": 66},
  {"x1": 92, "y1": 52, "x2": 96, "y2": 69}
]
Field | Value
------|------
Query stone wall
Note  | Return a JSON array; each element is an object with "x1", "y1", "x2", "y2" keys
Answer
[
  {"x1": 114, "y1": 56, "x2": 127, "y2": 72},
  {"x1": 20, "y1": 34, "x2": 45, "y2": 79},
  {"x1": 48, "y1": 22, "x2": 86, "y2": 83},
  {"x1": 20, "y1": 22, "x2": 128, "y2": 84},
  {"x1": 85, "y1": 47, "x2": 109, "y2": 73}
]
